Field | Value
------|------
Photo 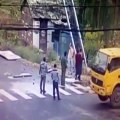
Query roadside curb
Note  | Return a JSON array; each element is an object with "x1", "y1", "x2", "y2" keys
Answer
[{"x1": 13, "y1": 73, "x2": 32, "y2": 78}]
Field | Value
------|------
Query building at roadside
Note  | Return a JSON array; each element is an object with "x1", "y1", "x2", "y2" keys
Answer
[{"x1": 20, "y1": 0, "x2": 69, "y2": 54}]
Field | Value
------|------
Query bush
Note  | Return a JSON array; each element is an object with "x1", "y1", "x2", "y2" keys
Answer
[
  {"x1": 13, "y1": 46, "x2": 43, "y2": 63},
  {"x1": 0, "y1": 39, "x2": 15, "y2": 50},
  {"x1": 0, "y1": 38, "x2": 43, "y2": 63},
  {"x1": 0, "y1": 38, "x2": 58, "y2": 64},
  {"x1": 47, "y1": 49, "x2": 57, "y2": 62},
  {"x1": 84, "y1": 32, "x2": 104, "y2": 65}
]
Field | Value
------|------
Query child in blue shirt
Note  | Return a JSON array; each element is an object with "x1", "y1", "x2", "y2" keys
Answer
[{"x1": 51, "y1": 64, "x2": 61, "y2": 100}]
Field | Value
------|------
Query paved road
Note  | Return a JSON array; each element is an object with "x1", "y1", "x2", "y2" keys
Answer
[{"x1": 0, "y1": 56, "x2": 120, "y2": 120}]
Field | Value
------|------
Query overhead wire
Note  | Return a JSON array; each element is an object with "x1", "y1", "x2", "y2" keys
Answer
[
  {"x1": 0, "y1": 25, "x2": 120, "y2": 32},
  {"x1": 0, "y1": 3, "x2": 120, "y2": 8},
  {"x1": 0, "y1": 23, "x2": 120, "y2": 32},
  {"x1": 0, "y1": 3, "x2": 119, "y2": 32}
]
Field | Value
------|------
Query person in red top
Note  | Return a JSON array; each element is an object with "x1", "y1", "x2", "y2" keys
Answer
[{"x1": 75, "y1": 49, "x2": 83, "y2": 81}]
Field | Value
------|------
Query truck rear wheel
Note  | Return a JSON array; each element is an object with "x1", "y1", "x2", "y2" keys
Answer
[
  {"x1": 98, "y1": 95, "x2": 108, "y2": 101},
  {"x1": 110, "y1": 87, "x2": 120, "y2": 108}
]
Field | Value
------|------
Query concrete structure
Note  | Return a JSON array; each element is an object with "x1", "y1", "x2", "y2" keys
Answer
[{"x1": 20, "y1": 0, "x2": 67, "y2": 53}]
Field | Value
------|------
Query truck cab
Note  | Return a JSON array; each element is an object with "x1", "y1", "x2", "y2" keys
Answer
[{"x1": 90, "y1": 48, "x2": 120, "y2": 108}]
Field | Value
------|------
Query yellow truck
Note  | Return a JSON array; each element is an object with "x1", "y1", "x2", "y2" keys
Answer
[{"x1": 90, "y1": 48, "x2": 120, "y2": 108}]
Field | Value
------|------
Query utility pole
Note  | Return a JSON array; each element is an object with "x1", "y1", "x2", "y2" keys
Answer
[
  {"x1": 62, "y1": 0, "x2": 76, "y2": 53},
  {"x1": 71, "y1": 0, "x2": 88, "y2": 68}
]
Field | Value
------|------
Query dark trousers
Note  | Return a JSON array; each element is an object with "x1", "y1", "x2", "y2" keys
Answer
[
  {"x1": 61, "y1": 68, "x2": 66, "y2": 87},
  {"x1": 75, "y1": 64, "x2": 82, "y2": 81},
  {"x1": 40, "y1": 75, "x2": 46, "y2": 94},
  {"x1": 53, "y1": 81, "x2": 60, "y2": 100}
]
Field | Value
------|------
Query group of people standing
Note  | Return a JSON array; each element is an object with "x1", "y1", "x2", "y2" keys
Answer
[
  {"x1": 39, "y1": 43, "x2": 84, "y2": 101},
  {"x1": 61, "y1": 43, "x2": 84, "y2": 83}
]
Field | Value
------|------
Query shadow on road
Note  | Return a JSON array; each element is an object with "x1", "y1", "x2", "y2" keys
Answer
[{"x1": 94, "y1": 102, "x2": 111, "y2": 110}]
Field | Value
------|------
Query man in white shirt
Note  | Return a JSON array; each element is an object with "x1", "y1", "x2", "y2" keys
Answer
[{"x1": 68, "y1": 43, "x2": 75, "y2": 75}]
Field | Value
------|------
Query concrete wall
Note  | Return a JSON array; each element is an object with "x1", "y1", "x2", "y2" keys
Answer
[
  {"x1": 33, "y1": 20, "x2": 40, "y2": 48},
  {"x1": 19, "y1": 6, "x2": 33, "y2": 46},
  {"x1": 47, "y1": 21, "x2": 54, "y2": 51}
]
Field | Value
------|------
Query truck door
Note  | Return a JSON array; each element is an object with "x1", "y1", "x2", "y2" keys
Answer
[{"x1": 108, "y1": 58, "x2": 120, "y2": 91}]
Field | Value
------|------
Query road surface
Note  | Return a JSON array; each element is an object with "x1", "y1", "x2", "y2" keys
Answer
[{"x1": 0, "y1": 56, "x2": 120, "y2": 120}]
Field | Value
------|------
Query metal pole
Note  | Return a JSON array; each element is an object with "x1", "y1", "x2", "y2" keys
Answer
[
  {"x1": 71, "y1": 0, "x2": 88, "y2": 68},
  {"x1": 62, "y1": 0, "x2": 76, "y2": 53}
]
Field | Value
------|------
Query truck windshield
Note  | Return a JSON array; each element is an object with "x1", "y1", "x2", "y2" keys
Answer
[{"x1": 91, "y1": 52, "x2": 108, "y2": 75}]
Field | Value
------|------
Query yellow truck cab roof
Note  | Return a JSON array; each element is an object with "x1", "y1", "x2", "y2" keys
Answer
[{"x1": 99, "y1": 48, "x2": 120, "y2": 57}]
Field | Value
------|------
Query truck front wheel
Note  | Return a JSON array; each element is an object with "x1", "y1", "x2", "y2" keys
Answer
[
  {"x1": 98, "y1": 95, "x2": 108, "y2": 101},
  {"x1": 110, "y1": 87, "x2": 120, "y2": 108}
]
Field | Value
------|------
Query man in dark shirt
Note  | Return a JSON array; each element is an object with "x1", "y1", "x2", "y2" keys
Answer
[
  {"x1": 61, "y1": 51, "x2": 67, "y2": 88},
  {"x1": 39, "y1": 57, "x2": 48, "y2": 94},
  {"x1": 75, "y1": 49, "x2": 83, "y2": 81}
]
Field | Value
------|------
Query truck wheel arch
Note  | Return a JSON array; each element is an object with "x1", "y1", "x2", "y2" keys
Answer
[
  {"x1": 110, "y1": 85, "x2": 120, "y2": 108},
  {"x1": 112, "y1": 84, "x2": 120, "y2": 93}
]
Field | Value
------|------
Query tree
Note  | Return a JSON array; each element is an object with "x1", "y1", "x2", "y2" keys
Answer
[
  {"x1": 76, "y1": 0, "x2": 120, "y2": 47},
  {"x1": 20, "y1": 0, "x2": 27, "y2": 11}
]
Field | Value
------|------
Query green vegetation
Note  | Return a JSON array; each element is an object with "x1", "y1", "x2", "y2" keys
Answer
[
  {"x1": 84, "y1": 32, "x2": 104, "y2": 55},
  {"x1": 0, "y1": 0, "x2": 20, "y2": 20},
  {"x1": 77, "y1": 0, "x2": 120, "y2": 29},
  {"x1": 0, "y1": 0, "x2": 58, "y2": 64},
  {"x1": 0, "y1": 38, "x2": 58, "y2": 64},
  {"x1": 76, "y1": 0, "x2": 120, "y2": 63},
  {"x1": 14, "y1": 46, "x2": 57, "y2": 63},
  {"x1": 47, "y1": 49, "x2": 58, "y2": 62},
  {"x1": 13, "y1": 46, "x2": 43, "y2": 63},
  {"x1": 84, "y1": 32, "x2": 104, "y2": 65},
  {"x1": 0, "y1": 38, "x2": 42, "y2": 63},
  {"x1": 0, "y1": 0, "x2": 21, "y2": 47},
  {"x1": 77, "y1": 0, "x2": 120, "y2": 45}
]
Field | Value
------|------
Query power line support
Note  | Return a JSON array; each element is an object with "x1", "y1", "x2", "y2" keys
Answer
[
  {"x1": 71, "y1": 0, "x2": 88, "y2": 68},
  {"x1": 62, "y1": 0, "x2": 76, "y2": 53}
]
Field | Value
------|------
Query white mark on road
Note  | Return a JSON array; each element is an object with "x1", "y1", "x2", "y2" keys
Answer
[
  {"x1": 66, "y1": 84, "x2": 84, "y2": 94},
  {"x1": 0, "y1": 89, "x2": 18, "y2": 101},
  {"x1": 11, "y1": 89, "x2": 32, "y2": 99}
]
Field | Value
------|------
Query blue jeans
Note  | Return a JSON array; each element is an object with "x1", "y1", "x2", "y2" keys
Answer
[{"x1": 53, "y1": 81, "x2": 60, "y2": 100}]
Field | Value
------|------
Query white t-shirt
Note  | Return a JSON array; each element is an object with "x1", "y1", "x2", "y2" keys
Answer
[{"x1": 68, "y1": 47, "x2": 75, "y2": 59}]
